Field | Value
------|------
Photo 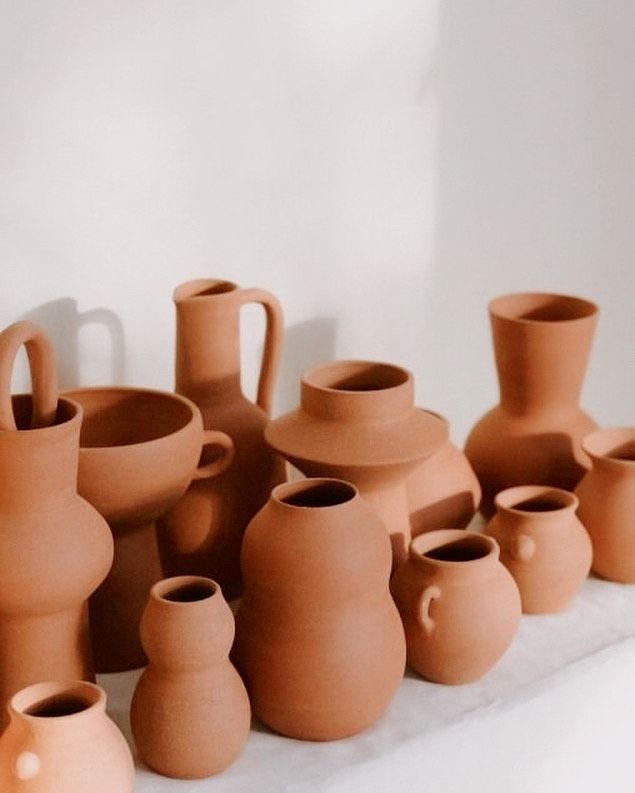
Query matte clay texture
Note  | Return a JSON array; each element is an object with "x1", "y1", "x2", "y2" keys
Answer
[
  {"x1": 0, "y1": 322, "x2": 113, "y2": 729},
  {"x1": 65, "y1": 386, "x2": 233, "y2": 673},
  {"x1": 131, "y1": 576, "x2": 250, "y2": 779},
  {"x1": 486, "y1": 486, "x2": 592, "y2": 613},
  {"x1": 465, "y1": 292, "x2": 598, "y2": 515},
  {"x1": 0, "y1": 681, "x2": 134, "y2": 792},
  {"x1": 265, "y1": 361, "x2": 448, "y2": 567},
  {"x1": 391, "y1": 530, "x2": 521, "y2": 684},
  {"x1": 234, "y1": 478, "x2": 406, "y2": 740},
  {"x1": 158, "y1": 279, "x2": 286, "y2": 600},
  {"x1": 576, "y1": 428, "x2": 635, "y2": 583}
]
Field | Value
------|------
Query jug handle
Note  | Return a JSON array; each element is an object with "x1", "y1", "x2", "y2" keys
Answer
[
  {"x1": 510, "y1": 533, "x2": 536, "y2": 562},
  {"x1": 194, "y1": 429, "x2": 235, "y2": 480},
  {"x1": 14, "y1": 750, "x2": 41, "y2": 781},
  {"x1": 417, "y1": 585, "x2": 441, "y2": 635},
  {"x1": 0, "y1": 321, "x2": 59, "y2": 431},
  {"x1": 237, "y1": 289, "x2": 283, "y2": 416}
]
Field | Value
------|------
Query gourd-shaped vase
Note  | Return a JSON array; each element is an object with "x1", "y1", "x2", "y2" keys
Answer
[
  {"x1": 575, "y1": 428, "x2": 635, "y2": 582},
  {"x1": 465, "y1": 292, "x2": 598, "y2": 515},
  {"x1": 0, "y1": 681, "x2": 134, "y2": 792},
  {"x1": 157, "y1": 279, "x2": 286, "y2": 600},
  {"x1": 265, "y1": 361, "x2": 447, "y2": 567},
  {"x1": 0, "y1": 322, "x2": 113, "y2": 728},
  {"x1": 234, "y1": 478, "x2": 406, "y2": 740},
  {"x1": 131, "y1": 575, "x2": 251, "y2": 779}
]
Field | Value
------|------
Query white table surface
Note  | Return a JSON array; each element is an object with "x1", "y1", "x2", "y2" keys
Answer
[{"x1": 99, "y1": 574, "x2": 635, "y2": 793}]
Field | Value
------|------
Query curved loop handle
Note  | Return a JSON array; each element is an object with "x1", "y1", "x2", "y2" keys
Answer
[
  {"x1": 0, "y1": 321, "x2": 59, "y2": 431},
  {"x1": 417, "y1": 585, "x2": 441, "y2": 635},
  {"x1": 193, "y1": 429, "x2": 235, "y2": 480},
  {"x1": 237, "y1": 288, "x2": 283, "y2": 416},
  {"x1": 510, "y1": 533, "x2": 536, "y2": 563},
  {"x1": 14, "y1": 750, "x2": 41, "y2": 781}
]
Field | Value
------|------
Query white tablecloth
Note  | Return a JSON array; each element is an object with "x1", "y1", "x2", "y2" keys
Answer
[{"x1": 99, "y1": 574, "x2": 635, "y2": 793}]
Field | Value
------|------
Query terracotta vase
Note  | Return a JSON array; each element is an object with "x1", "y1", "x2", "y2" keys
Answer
[
  {"x1": 0, "y1": 681, "x2": 134, "y2": 792},
  {"x1": 486, "y1": 486, "x2": 591, "y2": 613},
  {"x1": 391, "y1": 530, "x2": 521, "y2": 684},
  {"x1": 235, "y1": 478, "x2": 406, "y2": 740},
  {"x1": 64, "y1": 386, "x2": 234, "y2": 673},
  {"x1": 407, "y1": 410, "x2": 481, "y2": 535},
  {"x1": 157, "y1": 279, "x2": 286, "y2": 600},
  {"x1": 575, "y1": 428, "x2": 635, "y2": 583},
  {"x1": 265, "y1": 361, "x2": 448, "y2": 568},
  {"x1": 131, "y1": 575, "x2": 250, "y2": 779},
  {"x1": 465, "y1": 292, "x2": 599, "y2": 515},
  {"x1": 0, "y1": 322, "x2": 113, "y2": 729}
]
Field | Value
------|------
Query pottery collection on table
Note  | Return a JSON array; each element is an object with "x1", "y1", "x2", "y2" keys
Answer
[{"x1": 0, "y1": 285, "x2": 631, "y2": 782}]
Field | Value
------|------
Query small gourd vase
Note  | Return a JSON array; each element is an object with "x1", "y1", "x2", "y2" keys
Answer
[
  {"x1": 391, "y1": 530, "x2": 521, "y2": 684},
  {"x1": 575, "y1": 428, "x2": 635, "y2": 582},
  {"x1": 465, "y1": 292, "x2": 598, "y2": 515},
  {"x1": 0, "y1": 681, "x2": 134, "y2": 792},
  {"x1": 131, "y1": 575, "x2": 250, "y2": 779},
  {"x1": 486, "y1": 486, "x2": 591, "y2": 613},
  {"x1": 265, "y1": 361, "x2": 447, "y2": 568},
  {"x1": 0, "y1": 322, "x2": 113, "y2": 728},
  {"x1": 234, "y1": 478, "x2": 406, "y2": 740}
]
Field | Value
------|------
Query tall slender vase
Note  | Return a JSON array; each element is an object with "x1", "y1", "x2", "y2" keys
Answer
[
  {"x1": 465, "y1": 292, "x2": 598, "y2": 515},
  {"x1": 157, "y1": 279, "x2": 286, "y2": 599}
]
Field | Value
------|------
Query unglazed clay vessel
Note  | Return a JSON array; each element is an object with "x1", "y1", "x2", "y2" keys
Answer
[
  {"x1": 0, "y1": 681, "x2": 134, "y2": 792},
  {"x1": 0, "y1": 322, "x2": 113, "y2": 729},
  {"x1": 407, "y1": 411, "x2": 481, "y2": 535},
  {"x1": 158, "y1": 279, "x2": 286, "y2": 600},
  {"x1": 131, "y1": 576, "x2": 250, "y2": 779},
  {"x1": 64, "y1": 386, "x2": 234, "y2": 673},
  {"x1": 465, "y1": 292, "x2": 598, "y2": 515},
  {"x1": 235, "y1": 478, "x2": 406, "y2": 740},
  {"x1": 576, "y1": 428, "x2": 635, "y2": 583},
  {"x1": 391, "y1": 530, "x2": 521, "y2": 684},
  {"x1": 486, "y1": 486, "x2": 591, "y2": 613},
  {"x1": 265, "y1": 361, "x2": 448, "y2": 567}
]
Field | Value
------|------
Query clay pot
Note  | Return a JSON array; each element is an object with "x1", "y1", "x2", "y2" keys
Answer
[
  {"x1": 131, "y1": 575, "x2": 250, "y2": 779},
  {"x1": 64, "y1": 386, "x2": 234, "y2": 673},
  {"x1": 234, "y1": 478, "x2": 406, "y2": 740},
  {"x1": 486, "y1": 486, "x2": 591, "y2": 613},
  {"x1": 157, "y1": 279, "x2": 286, "y2": 600},
  {"x1": 391, "y1": 530, "x2": 520, "y2": 684},
  {"x1": 407, "y1": 411, "x2": 481, "y2": 535},
  {"x1": 0, "y1": 322, "x2": 113, "y2": 729},
  {"x1": 0, "y1": 681, "x2": 134, "y2": 792},
  {"x1": 465, "y1": 292, "x2": 598, "y2": 515},
  {"x1": 576, "y1": 428, "x2": 635, "y2": 583},
  {"x1": 265, "y1": 361, "x2": 448, "y2": 568}
]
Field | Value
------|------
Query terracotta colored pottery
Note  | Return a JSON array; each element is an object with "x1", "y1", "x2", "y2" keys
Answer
[
  {"x1": 391, "y1": 530, "x2": 521, "y2": 684},
  {"x1": 131, "y1": 576, "x2": 250, "y2": 779},
  {"x1": 465, "y1": 292, "x2": 599, "y2": 515},
  {"x1": 234, "y1": 478, "x2": 406, "y2": 740},
  {"x1": 0, "y1": 681, "x2": 134, "y2": 792},
  {"x1": 0, "y1": 322, "x2": 113, "y2": 729},
  {"x1": 486, "y1": 486, "x2": 591, "y2": 613},
  {"x1": 265, "y1": 361, "x2": 448, "y2": 568},
  {"x1": 576, "y1": 428, "x2": 635, "y2": 583},
  {"x1": 157, "y1": 279, "x2": 286, "y2": 600},
  {"x1": 64, "y1": 386, "x2": 234, "y2": 673},
  {"x1": 407, "y1": 411, "x2": 481, "y2": 535}
]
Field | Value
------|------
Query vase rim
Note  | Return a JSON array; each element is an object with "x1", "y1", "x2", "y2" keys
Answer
[
  {"x1": 409, "y1": 529, "x2": 498, "y2": 571},
  {"x1": 302, "y1": 360, "x2": 411, "y2": 394},
  {"x1": 271, "y1": 477, "x2": 359, "y2": 510},
  {"x1": 489, "y1": 292, "x2": 598, "y2": 324},
  {"x1": 151, "y1": 575, "x2": 220, "y2": 605},
  {"x1": 10, "y1": 681, "x2": 105, "y2": 723},
  {"x1": 0, "y1": 394, "x2": 80, "y2": 438},
  {"x1": 582, "y1": 427, "x2": 635, "y2": 465},
  {"x1": 173, "y1": 278, "x2": 239, "y2": 302},
  {"x1": 494, "y1": 485, "x2": 578, "y2": 515}
]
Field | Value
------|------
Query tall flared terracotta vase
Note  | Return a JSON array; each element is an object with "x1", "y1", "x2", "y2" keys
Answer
[
  {"x1": 0, "y1": 322, "x2": 113, "y2": 729},
  {"x1": 0, "y1": 681, "x2": 134, "y2": 792},
  {"x1": 576, "y1": 428, "x2": 635, "y2": 583},
  {"x1": 234, "y1": 478, "x2": 406, "y2": 740},
  {"x1": 157, "y1": 279, "x2": 286, "y2": 600},
  {"x1": 465, "y1": 292, "x2": 598, "y2": 515},
  {"x1": 65, "y1": 387, "x2": 234, "y2": 673},
  {"x1": 265, "y1": 361, "x2": 447, "y2": 567},
  {"x1": 131, "y1": 576, "x2": 250, "y2": 779}
]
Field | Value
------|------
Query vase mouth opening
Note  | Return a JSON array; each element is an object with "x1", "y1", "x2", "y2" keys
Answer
[
  {"x1": 489, "y1": 292, "x2": 597, "y2": 324},
  {"x1": 411, "y1": 530, "x2": 496, "y2": 567},
  {"x1": 303, "y1": 361, "x2": 410, "y2": 394},
  {"x1": 495, "y1": 485, "x2": 578, "y2": 514},
  {"x1": 173, "y1": 279, "x2": 238, "y2": 301},
  {"x1": 273, "y1": 478, "x2": 357, "y2": 509},
  {"x1": 582, "y1": 427, "x2": 635, "y2": 463},
  {"x1": 11, "y1": 682, "x2": 103, "y2": 721},
  {"x1": 154, "y1": 575, "x2": 218, "y2": 604},
  {"x1": 8, "y1": 394, "x2": 78, "y2": 432}
]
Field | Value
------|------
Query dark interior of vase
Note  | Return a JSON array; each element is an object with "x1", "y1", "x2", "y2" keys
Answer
[
  {"x1": 25, "y1": 694, "x2": 91, "y2": 718},
  {"x1": 424, "y1": 536, "x2": 489, "y2": 562},
  {"x1": 605, "y1": 441, "x2": 635, "y2": 462},
  {"x1": 161, "y1": 580, "x2": 216, "y2": 603},
  {"x1": 281, "y1": 480, "x2": 355, "y2": 507},
  {"x1": 11, "y1": 395, "x2": 77, "y2": 430},
  {"x1": 512, "y1": 495, "x2": 569, "y2": 512},
  {"x1": 311, "y1": 362, "x2": 408, "y2": 392},
  {"x1": 492, "y1": 293, "x2": 597, "y2": 322}
]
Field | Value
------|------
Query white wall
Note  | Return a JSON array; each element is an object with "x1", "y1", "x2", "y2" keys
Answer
[{"x1": 2, "y1": 1, "x2": 633, "y2": 442}]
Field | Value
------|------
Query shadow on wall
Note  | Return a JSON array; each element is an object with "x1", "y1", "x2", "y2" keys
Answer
[{"x1": 20, "y1": 298, "x2": 126, "y2": 388}]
